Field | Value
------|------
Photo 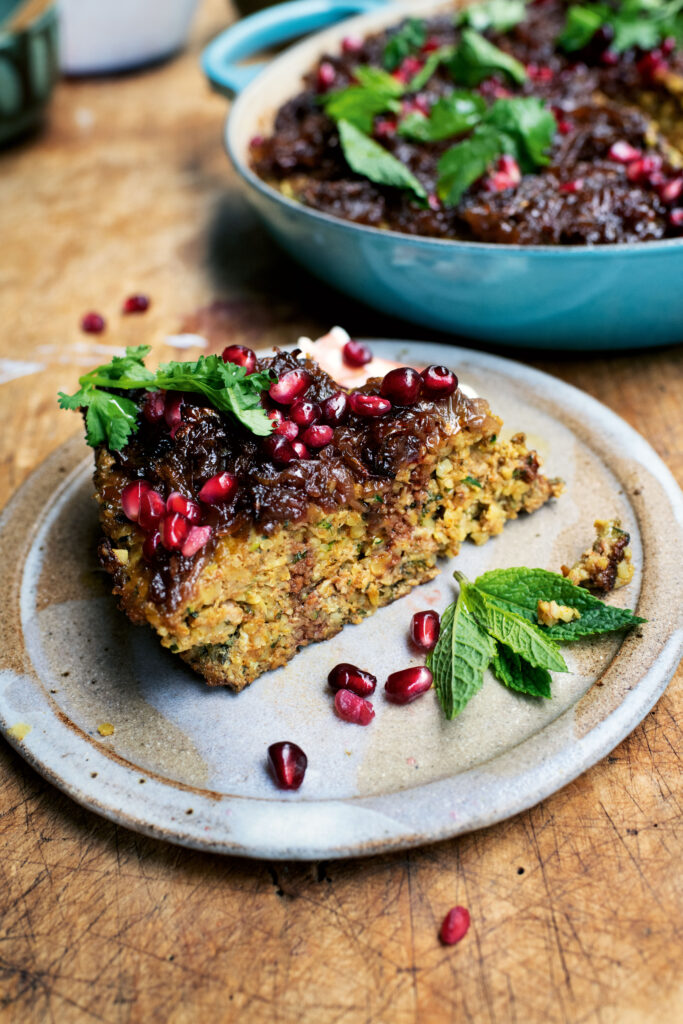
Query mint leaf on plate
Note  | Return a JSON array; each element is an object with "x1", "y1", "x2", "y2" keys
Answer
[
  {"x1": 473, "y1": 567, "x2": 646, "y2": 640},
  {"x1": 427, "y1": 593, "x2": 496, "y2": 719},
  {"x1": 461, "y1": 578, "x2": 569, "y2": 673},
  {"x1": 398, "y1": 90, "x2": 486, "y2": 142},
  {"x1": 338, "y1": 119, "x2": 428, "y2": 200},
  {"x1": 491, "y1": 643, "x2": 552, "y2": 698},
  {"x1": 449, "y1": 29, "x2": 527, "y2": 86}
]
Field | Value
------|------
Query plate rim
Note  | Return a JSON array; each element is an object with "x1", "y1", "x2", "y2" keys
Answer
[{"x1": 1, "y1": 341, "x2": 682, "y2": 860}]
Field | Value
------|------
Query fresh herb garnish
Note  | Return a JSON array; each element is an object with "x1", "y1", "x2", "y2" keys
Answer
[
  {"x1": 398, "y1": 90, "x2": 487, "y2": 142},
  {"x1": 456, "y1": 0, "x2": 528, "y2": 34},
  {"x1": 427, "y1": 567, "x2": 645, "y2": 719},
  {"x1": 558, "y1": 0, "x2": 683, "y2": 54},
  {"x1": 337, "y1": 119, "x2": 428, "y2": 199},
  {"x1": 436, "y1": 97, "x2": 555, "y2": 202},
  {"x1": 383, "y1": 17, "x2": 427, "y2": 70},
  {"x1": 58, "y1": 345, "x2": 274, "y2": 450},
  {"x1": 323, "y1": 66, "x2": 403, "y2": 133},
  {"x1": 449, "y1": 29, "x2": 528, "y2": 86},
  {"x1": 462, "y1": 475, "x2": 483, "y2": 488}
]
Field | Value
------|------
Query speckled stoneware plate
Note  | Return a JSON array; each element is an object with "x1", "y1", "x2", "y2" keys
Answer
[{"x1": 1, "y1": 342, "x2": 681, "y2": 860}]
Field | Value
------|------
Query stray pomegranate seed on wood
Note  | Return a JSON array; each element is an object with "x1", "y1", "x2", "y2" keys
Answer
[
  {"x1": 122, "y1": 294, "x2": 150, "y2": 314},
  {"x1": 267, "y1": 741, "x2": 307, "y2": 790},
  {"x1": 80, "y1": 311, "x2": 105, "y2": 334},
  {"x1": 440, "y1": 906, "x2": 471, "y2": 945}
]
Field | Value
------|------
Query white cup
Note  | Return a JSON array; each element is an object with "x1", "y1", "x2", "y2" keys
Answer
[{"x1": 58, "y1": 0, "x2": 201, "y2": 74}]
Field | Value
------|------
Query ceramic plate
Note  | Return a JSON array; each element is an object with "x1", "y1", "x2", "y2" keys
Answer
[{"x1": 1, "y1": 341, "x2": 681, "y2": 860}]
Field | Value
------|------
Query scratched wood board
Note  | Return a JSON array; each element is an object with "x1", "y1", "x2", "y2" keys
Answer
[{"x1": 0, "y1": 1, "x2": 681, "y2": 1020}]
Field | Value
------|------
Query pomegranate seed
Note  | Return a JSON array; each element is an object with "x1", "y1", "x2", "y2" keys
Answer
[
  {"x1": 343, "y1": 339, "x2": 373, "y2": 367},
  {"x1": 142, "y1": 391, "x2": 165, "y2": 423},
  {"x1": 301, "y1": 424, "x2": 334, "y2": 448},
  {"x1": 262, "y1": 435, "x2": 298, "y2": 464},
  {"x1": 198, "y1": 472, "x2": 238, "y2": 504},
  {"x1": 166, "y1": 491, "x2": 202, "y2": 523},
  {"x1": 658, "y1": 178, "x2": 683, "y2": 203},
  {"x1": 290, "y1": 399, "x2": 321, "y2": 427},
  {"x1": 427, "y1": 193, "x2": 441, "y2": 211},
  {"x1": 375, "y1": 118, "x2": 397, "y2": 138},
  {"x1": 661, "y1": 36, "x2": 676, "y2": 56},
  {"x1": 274, "y1": 419, "x2": 299, "y2": 440},
  {"x1": 601, "y1": 49, "x2": 618, "y2": 66},
  {"x1": 142, "y1": 530, "x2": 160, "y2": 561},
  {"x1": 138, "y1": 490, "x2": 166, "y2": 531},
  {"x1": 400, "y1": 56, "x2": 423, "y2": 77},
  {"x1": 526, "y1": 63, "x2": 553, "y2": 82},
  {"x1": 269, "y1": 369, "x2": 311, "y2": 404},
  {"x1": 637, "y1": 50, "x2": 668, "y2": 83},
  {"x1": 385, "y1": 666, "x2": 433, "y2": 704},
  {"x1": 349, "y1": 392, "x2": 392, "y2": 417},
  {"x1": 291, "y1": 440, "x2": 310, "y2": 459},
  {"x1": 486, "y1": 155, "x2": 521, "y2": 192},
  {"x1": 478, "y1": 77, "x2": 511, "y2": 100},
  {"x1": 608, "y1": 141, "x2": 642, "y2": 163},
  {"x1": 222, "y1": 344, "x2": 257, "y2": 374},
  {"x1": 267, "y1": 741, "x2": 307, "y2": 790},
  {"x1": 380, "y1": 367, "x2": 423, "y2": 406},
  {"x1": 80, "y1": 311, "x2": 105, "y2": 333},
  {"x1": 670, "y1": 209, "x2": 683, "y2": 230},
  {"x1": 422, "y1": 36, "x2": 441, "y2": 53},
  {"x1": 160, "y1": 512, "x2": 189, "y2": 551},
  {"x1": 267, "y1": 408, "x2": 283, "y2": 428},
  {"x1": 334, "y1": 689, "x2": 375, "y2": 725},
  {"x1": 250, "y1": 134, "x2": 264, "y2": 148},
  {"x1": 440, "y1": 906, "x2": 470, "y2": 945},
  {"x1": 627, "y1": 155, "x2": 662, "y2": 183},
  {"x1": 321, "y1": 391, "x2": 349, "y2": 425},
  {"x1": 421, "y1": 365, "x2": 458, "y2": 397},
  {"x1": 164, "y1": 393, "x2": 184, "y2": 431},
  {"x1": 557, "y1": 118, "x2": 573, "y2": 135},
  {"x1": 317, "y1": 61, "x2": 336, "y2": 91},
  {"x1": 402, "y1": 95, "x2": 430, "y2": 117},
  {"x1": 328, "y1": 663, "x2": 377, "y2": 697},
  {"x1": 121, "y1": 480, "x2": 152, "y2": 522},
  {"x1": 181, "y1": 524, "x2": 212, "y2": 558},
  {"x1": 341, "y1": 34, "x2": 363, "y2": 54},
  {"x1": 560, "y1": 178, "x2": 584, "y2": 193},
  {"x1": 122, "y1": 294, "x2": 150, "y2": 314},
  {"x1": 410, "y1": 610, "x2": 440, "y2": 652}
]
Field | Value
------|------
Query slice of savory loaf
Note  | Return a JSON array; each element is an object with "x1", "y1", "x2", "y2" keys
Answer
[{"x1": 94, "y1": 347, "x2": 562, "y2": 690}]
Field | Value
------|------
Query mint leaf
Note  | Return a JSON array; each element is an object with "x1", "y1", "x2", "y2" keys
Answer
[
  {"x1": 398, "y1": 90, "x2": 486, "y2": 141},
  {"x1": 323, "y1": 66, "x2": 403, "y2": 133},
  {"x1": 437, "y1": 124, "x2": 502, "y2": 204},
  {"x1": 406, "y1": 46, "x2": 455, "y2": 90},
  {"x1": 338, "y1": 119, "x2": 427, "y2": 200},
  {"x1": 473, "y1": 567, "x2": 645, "y2": 640},
  {"x1": 383, "y1": 17, "x2": 426, "y2": 70},
  {"x1": 449, "y1": 29, "x2": 527, "y2": 86},
  {"x1": 558, "y1": 4, "x2": 609, "y2": 50},
  {"x1": 491, "y1": 643, "x2": 552, "y2": 698},
  {"x1": 457, "y1": 0, "x2": 527, "y2": 33},
  {"x1": 427, "y1": 593, "x2": 496, "y2": 719},
  {"x1": 484, "y1": 97, "x2": 556, "y2": 168},
  {"x1": 461, "y1": 579, "x2": 568, "y2": 673}
]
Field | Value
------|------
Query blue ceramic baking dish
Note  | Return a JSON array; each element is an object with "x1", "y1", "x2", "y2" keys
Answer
[{"x1": 202, "y1": 0, "x2": 683, "y2": 349}]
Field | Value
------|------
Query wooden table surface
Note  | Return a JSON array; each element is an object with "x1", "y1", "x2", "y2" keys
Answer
[{"x1": 1, "y1": 2, "x2": 681, "y2": 1020}]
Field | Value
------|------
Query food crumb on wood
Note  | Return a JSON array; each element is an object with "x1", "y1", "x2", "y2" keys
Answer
[
  {"x1": 97, "y1": 722, "x2": 115, "y2": 737},
  {"x1": 561, "y1": 518, "x2": 635, "y2": 593}
]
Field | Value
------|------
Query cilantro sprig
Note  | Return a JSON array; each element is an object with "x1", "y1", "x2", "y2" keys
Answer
[
  {"x1": 427, "y1": 567, "x2": 645, "y2": 719},
  {"x1": 58, "y1": 345, "x2": 274, "y2": 450},
  {"x1": 558, "y1": 0, "x2": 683, "y2": 54}
]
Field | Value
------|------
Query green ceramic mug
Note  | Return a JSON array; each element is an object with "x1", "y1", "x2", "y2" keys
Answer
[{"x1": 0, "y1": 0, "x2": 58, "y2": 144}]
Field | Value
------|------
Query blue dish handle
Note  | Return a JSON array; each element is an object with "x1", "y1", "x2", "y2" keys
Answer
[{"x1": 202, "y1": 0, "x2": 388, "y2": 96}]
